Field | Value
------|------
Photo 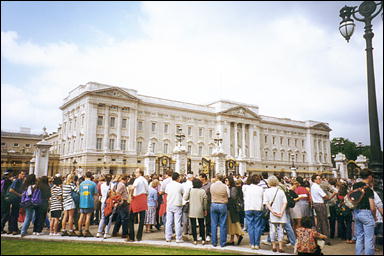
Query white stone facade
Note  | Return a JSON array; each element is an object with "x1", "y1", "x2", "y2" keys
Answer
[{"x1": 54, "y1": 82, "x2": 332, "y2": 175}]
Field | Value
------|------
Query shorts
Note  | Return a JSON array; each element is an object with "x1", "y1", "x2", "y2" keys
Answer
[
  {"x1": 51, "y1": 210, "x2": 62, "y2": 218},
  {"x1": 64, "y1": 202, "x2": 76, "y2": 211},
  {"x1": 80, "y1": 208, "x2": 94, "y2": 214}
]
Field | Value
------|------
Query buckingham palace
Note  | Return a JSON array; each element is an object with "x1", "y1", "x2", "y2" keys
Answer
[{"x1": 45, "y1": 82, "x2": 332, "y2": 177}]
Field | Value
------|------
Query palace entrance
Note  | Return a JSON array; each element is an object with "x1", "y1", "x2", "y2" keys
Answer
[
  {"x1": 201, "y1": 158, "x2": 215, "y2": 179},
  {"x1": 156, "y1": 155, "x2": 173, "y2": 175}
]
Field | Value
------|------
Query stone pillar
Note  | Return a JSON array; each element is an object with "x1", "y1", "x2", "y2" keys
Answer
[
  {"x1": 103, "y1": 105, "x2": 110, "y2": 152},
  {"x1": 255, "y1": 126, "x2": 262, "y2": 161},
  {"x1": 116, "y1": 107, "x2": 122, "y2": 150},
  {"x1": 234, "y1": 123, "x2": 238, "y2": 157},
  {"x1": 334, "y1": 152, "x2": 347, "y2": 179},
  {"x1": 237, "y1": 158, "x2": 247, "y2": 176},
  {"x1": 144, "y1": 142, "x2": 156, "y2": 176},
  {"x1": 241, "y1": 123, "x2": 246, "y2": 158},
  {"x1": 249, "y1": 125, "x2": 254, "y2": 159},
  {"x1": 85, "y1": 102, "x2": 97, "y2": 151},
  {"x1": 128, "y1": 108, "x2": 137, "y2": 153},
  {"x1": 29, "y1": 157, "x2": 35, "y2": 175},
  {"x1": 34, "y1": 140, "x2": 52, "y2": 178},
  {"x1": 173, "y1": 143, "x2": 187, "y2": 175},
  {"x1": 355, "y1": 155, "x2": 368, "y2": 169}
]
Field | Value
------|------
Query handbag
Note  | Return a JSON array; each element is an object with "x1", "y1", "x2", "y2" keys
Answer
[{"x1": 263, "y1": 188, "x2": 279, "y2": 219}]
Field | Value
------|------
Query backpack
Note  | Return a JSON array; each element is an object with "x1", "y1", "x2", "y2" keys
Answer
[
  {"x1": 344, "y1": 185, "x2": 369, "y2": 209},
  {"x1": 280, "y1": 185, "x2": 298, "y2": 208},
  {"x1": 31, "y1": 188, "x2": 42, "y2": 206}
]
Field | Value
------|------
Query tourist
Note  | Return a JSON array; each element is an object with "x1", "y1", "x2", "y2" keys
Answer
[
  {"x1": 33, "y1": 176, "x2": 50, "y2": 235},
  {"x1": 225, "y1": 176, "x2": 244, "y2": 246},
  {"x1": 335, "y1": 182, "x2": 353, "y2": 243},
  {"x1": 182, "y1": 173, "x2": 193, "y2": 238},
  {"x1": 112, "y1": 174, "x2": 130, "y2": 238},
  {"x1": 199, "y1": 173, "x2": 211, "y2": 242},
  {"x1": 20, "y1": 174, "x2": 38, "y2": 237},
  {"x1": 164, "y1": 172, "x2": 184, "y2": 243},
  {"x1": 210, "y1": 174, "x2": 229, "y2": 248},
  {"x1": 184, "y1": 178, "x2": 207, "y2": 245},
  {"x1": 1, "y1": 170, "x2": 14, "y2": 234},
  {"x1": 352, "y1": 169, "x2": 376, "y2": 255},
  {"x1": 131, "y1": 168, "x2": 149, "y2": 241},
  {"x1": 97, "y1": 174, "x2": 114, "y2": 239},
  {"x1": 77, "y1": 171, "x2": 98, "y2": 237},
  {"x1": 264, "y1": 175, "x2": 287, "y2": 253},
  {"x1": 296, "y1": 216, "x2": 327, "y2": 255},
  {"x1": 61, "y1": 174, "x2": 78, "y2": 236},
  {"x1": 145, "y1": 179, "x2": 159, "y2": 233},
  {"x1": 320, "y1": 177, "x2": 338, "y2": 240},
  {"x1": 159, "y1": 169, "x2": 173, "y2": 230},
  {"x1": 7, "y1": 170, "x2": 26, "y2": 235},
  {"x1": 50, "y1": 176, "x2": 63, "y2": 236},
  {"x1": 235, "y1": 179, "x2": 245, "y2": 229},
  {"x1": 242, "y1": 174, "x2": 264, "y2": 250},
  {"x1": 311, "y1": 174, "x2": 334, "y2": 245},
  {"x1": 291, "y1": 176, "x2": 311, "y2": 233}
]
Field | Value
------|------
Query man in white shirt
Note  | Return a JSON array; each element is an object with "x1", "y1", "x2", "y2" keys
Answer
[
  {"x1": 310, "y1": 174, "x2": 335, "y2": 245},
  {"x1": 182, "y1": 174, "x2": 193, "y2": 237},
  {"x1": 165, "y1": 172, "x2": 184, "y2": 243},
  {"x1": 131, "y1": 168, "x2": 149, "y2": 241},
  {"x1": 159, "y1": 170, "x2": 173, "y2": 229}
]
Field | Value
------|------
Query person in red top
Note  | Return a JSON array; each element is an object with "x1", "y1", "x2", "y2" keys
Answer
[
  {"x1": 296, "y1": 216, "x2": 327, "y2": 255},
  {"x1": 291, "y1": 176, "x2": 311, "y2": 233}
]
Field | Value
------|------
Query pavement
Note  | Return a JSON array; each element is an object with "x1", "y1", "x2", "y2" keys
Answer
[{"x1": 1, "y1": 223, "x2": 383, "y2": 255}]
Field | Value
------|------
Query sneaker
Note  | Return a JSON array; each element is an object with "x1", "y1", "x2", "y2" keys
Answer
[
  {"x1": 68, "y1": 231, "x2": 76, "y2": 236},
  {"x1": 77, "y1": 230, "x2": 84, "y2": 237},
  {"x1": 61, "y1": 230, "x2": 68, "y2": 236},
  {"x1": 83, "y1": 230, "x2": 93, "y2": 237},
  {"x1": 103, "y1": 233, "x2": 111, "y2": 239},
  {"x1": 255, "y1": 245, "x2": 260, "y2": 250},
  {"x1": 54, "y1": 233, "x2": 61, "y2": 236},
  {"x1": 251, "y1": 245, "x2": 255, "y2": 249},
  {"x1": 176, "y1": 239, "x2": 184, "y2": 243},
  {"x1": 206, "y1": 236, "x2": 211, "y2": 242},
  {"x1": 286, "y1": 243, "x2": 294, "y2": 247},
  {"x1": 49, "y1": 232, "x2": 54, "y2": 236},
  {"x1": 193, "y1": 241, "x2": 197, "y2": 245},
  {"x1": 96, "y1": 232, "x2": 102, "y2": 238},
  {"x1": 197, "y1": 236, "x2": 202, "y2": 241}
]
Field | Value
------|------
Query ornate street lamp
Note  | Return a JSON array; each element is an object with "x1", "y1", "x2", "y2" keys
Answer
[
  {"x1": 339, "y1": 1, "x2": 383, "y2": 198},
  {"x1": 213, "y1": 131, "x2": 223, "y2": 148},
  {"x1": 334, "y1": 137, "x2": 345, "y2": 154},
  {"x1": 290, "y1": 153, "x2": 297, "y2": 178},
  {"x1": 175, "y1": 127, "x2": 185, "y2": 147}
]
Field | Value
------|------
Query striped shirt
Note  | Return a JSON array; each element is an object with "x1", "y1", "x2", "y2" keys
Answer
[
  {"x1": 50, "y1": 185, "x2": 63, "y2": 212},
  {"x1": 62, "y1": 183, "x2": 78, "y2": 209}
]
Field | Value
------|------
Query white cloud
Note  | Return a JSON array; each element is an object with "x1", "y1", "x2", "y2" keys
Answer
[{"x1": 1, "y1": 2, "x2": 382, "y2": 146}]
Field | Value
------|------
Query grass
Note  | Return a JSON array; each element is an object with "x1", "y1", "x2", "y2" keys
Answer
[{"x1": 1, "y1": 238, "x2": 240, "y2": 255}]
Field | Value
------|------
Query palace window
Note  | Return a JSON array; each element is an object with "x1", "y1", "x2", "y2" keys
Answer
[
  {"x1": 109, "y1": 139, "x2": 115, "y2": 150},
  {"x1": 188, "y1": 127, "x2": 192, "y2": 136},
  {"x1": 164, "y1": 124, "x2": 169, "y2": 133},
  {"x1": 198, "y1": 146, "x2": 203, "y2": 156},
  {"x1": 303, "y1": 154, "x2": 306, "y2": 162},
  {"x1": 288, "y1": 138, "x2": 290, "y2": 146},
  {"x1": 97, "y1": 116, "x2": 103, "y2": 126},
  {"x1": 121, "y1": 140, "x2": 126, "y2": 151},
  {"x1": 25, "y1": 144, "x2": 30, "y2": 147},
  {"x1": 164, "y1": 143, "x2": 168, "y2": 154},
  {"x1": 281, "y1": 152, "x2": 284, "y2": 161},
  {"x1": 96, "y1": 138, "x2": 102, "y2": 150},
  {"x1": 209, "y1": 147, "x2": 213, "y2": 155},
  {"x1": 280, "y1": 137, "x2": 283, "y2": 145},
  {"x1": 199, "y1": 128, "x2": 203, "y2": 137},
  {"x1": 209, "y1": 129, "x2": 213, "y2": 138},
  {"x1": 13, "y1": 143, "x2": 19, "y2": 147},
  {"x1": 265, "y1": 135, "x2": 268, "y2": 144},
  {"x1": 295, "y1": 139, "x2": 297, "y2": 147},
  {"x1": 138, "y1": 121, "x2": 143, "y2": 131},
  {"x1": 272, "y1": 137, "x2": 275, "y2": 145},
  {"x1": 188, "y1": 145, "x2": 192, "y2": 153},
  {"x1": 110, "y1": 117, "x2": 115, "y2": 128},
  {"x1": 273, "y1": 151, "x2": 276, "y2": 160},
  {"x1": 265, "y1": 151, "x2": 268, "y2": 160},
  {"x1": 122, "y1": 119, "x2": 127, "y2": 128},
  {"x1": 137, "y1": 141, "x2": 142, "y2": 154},
  {"x1": 152, "y1": 123, "x2": 156, "y2": 132},
  {"x1": 151, "y1": 142, "x2": 156, "y2": 153}
]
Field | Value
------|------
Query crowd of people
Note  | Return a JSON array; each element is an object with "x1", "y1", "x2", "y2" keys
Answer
[{"x1": 1, "y1": 167, "x2": 382, "y2": 255}]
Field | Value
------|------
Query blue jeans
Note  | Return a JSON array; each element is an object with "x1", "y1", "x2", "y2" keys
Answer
[
  {"x1": 165, "y1": 205, "x2": 182, "y2": 241},
  {"x1": 210, "y1": 203, "x2": 227, "y2": 247},
  {"x1": 284, "y1": 212, "x2": 296, "y2": 245},
  {"x1": 354, "y1": 209, "x2": 375, "y2": 255},
  {"x1": 21, "y1": 206, "x2": 36, "y2": 235},
  {"x1": 245, "y1": 210, "x2": 263, "y2": 246}
]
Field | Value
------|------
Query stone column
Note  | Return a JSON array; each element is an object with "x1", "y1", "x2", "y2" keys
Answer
[
  {"x1": 249, "y1": 125, "x2": 254, "y2": 159},
  {"x1": 144, "y1": 142, "x2": 156, "y2": 176},
  {"x1": 334, "y1": 152, "x2": 347, "y2": 179},
  {"x1": 255, "y1": 126, "x2": 262, "y2": 161},
  {"x1": 29, "y1": 157, "x2": 35, "y2": 175},
  {"x1": 305, "y1": 130, "x2": 314, "y2": 165},
  {"x1": 241, "y1": 123, "x2": 246, "y2": 158},
  {"x1": 103, "y1": 105, "x2": 110, "y2": 152},
  {"x1": 355, "y1": 155, "x2": 368, "y2": 169},
  {"x1": 236, "y1": 156, "x2": 247, "y2": 176},
  {"x1": 234, "y1": 123, "x2": 238, "y2": 157},
  {"x1": 85, "y1": 102, "x2": 97, "y2": 151},
  {"x1": 212, "y1": 141, "x2": 226, "y2": 176},
  {"x1": 116, "y1": 107, "x2": 122, "y2": 151},
  {"x1": 128, "y1": 108, "x2": 137, "y2": 153},
  {"x1": 173, "y1": 146, "x2": 188, "y2": 175},
  {"x1": 34, "y1": 140, "x2": 52, "y2": 178}
]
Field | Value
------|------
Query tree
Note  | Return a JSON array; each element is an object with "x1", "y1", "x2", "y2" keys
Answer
[{"x1": 331, "y1": 137, "x2": 371, "y2": 161}]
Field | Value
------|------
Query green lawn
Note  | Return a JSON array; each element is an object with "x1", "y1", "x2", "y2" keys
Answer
[{"x1": 1, "y1": 238, "x2": 239, "y2": 255}]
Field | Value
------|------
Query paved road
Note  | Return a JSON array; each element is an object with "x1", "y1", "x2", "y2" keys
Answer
[{"x1": 2, "y1": 223, "x2": 383, "y2": 255}]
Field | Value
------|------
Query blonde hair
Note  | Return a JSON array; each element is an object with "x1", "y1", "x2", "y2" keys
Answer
[
  {"x1": 267, "y1": 175, "x2": 279, "y2": 187},
  {"x1": 151, "y1": 179, "x2": 159, "y2": 188},
  {"x1": 65, "y1": 174, "x2": 74, "y2": 185}
]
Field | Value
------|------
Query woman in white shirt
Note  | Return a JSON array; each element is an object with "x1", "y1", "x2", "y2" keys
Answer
[
  {"x1": 263, "y1": 175, "x2": 287, "y2": 253},
  {"x1": 242, "y1": 174, "x2": 264, "y2": 250},
  {"x1": 96, "y1": 174, "x2": 113, "y2": 239}
]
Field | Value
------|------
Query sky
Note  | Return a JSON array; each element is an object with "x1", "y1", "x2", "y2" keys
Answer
[{"x1": 1, "y1": 1, "x2": 383, "y2": 147}]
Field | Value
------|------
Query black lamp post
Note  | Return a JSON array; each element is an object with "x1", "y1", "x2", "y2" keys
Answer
[{"x1": 339, "y1": 1, "x2": 383, "y2": 198}]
